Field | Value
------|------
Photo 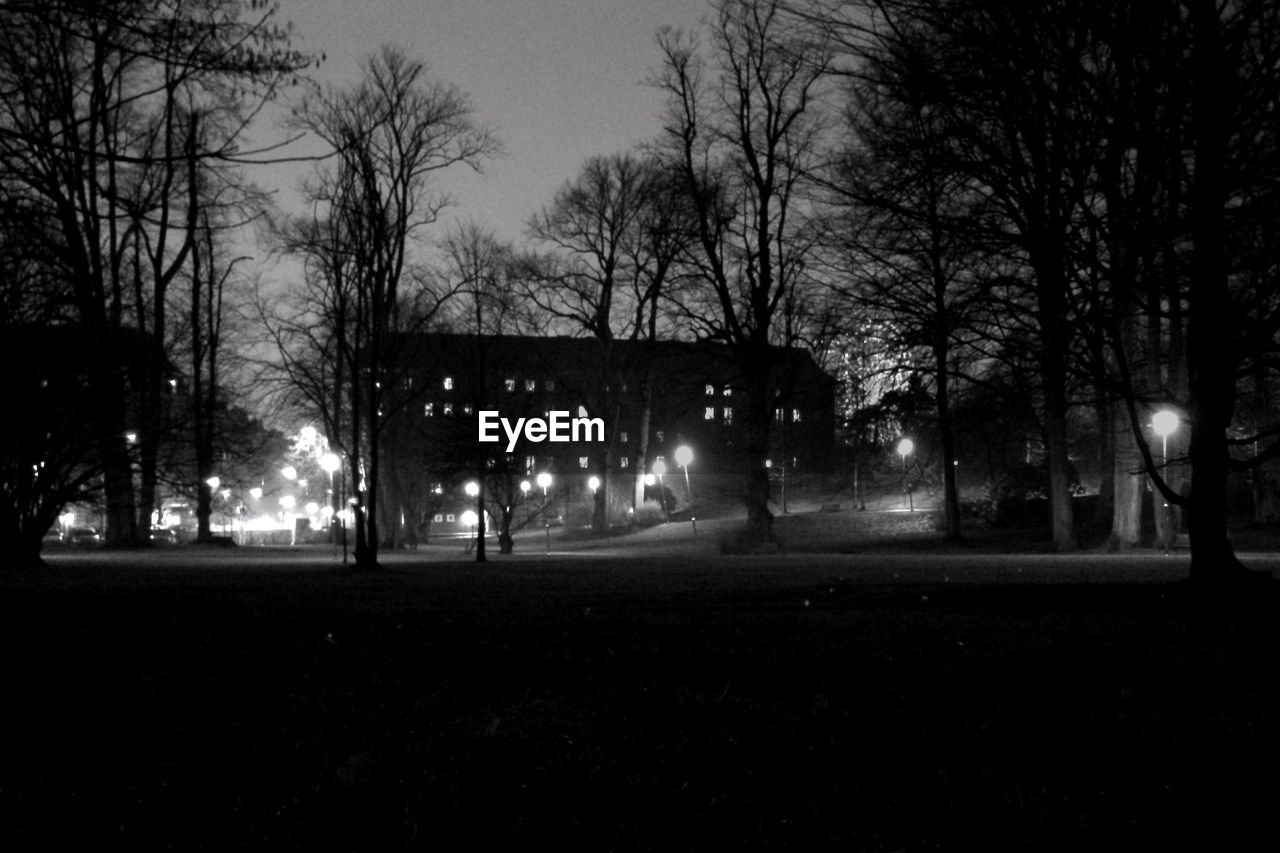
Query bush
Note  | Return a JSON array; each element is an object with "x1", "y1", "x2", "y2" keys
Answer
[{"x1": 632, "y1": 502, "x2": 667, "y2": 528}]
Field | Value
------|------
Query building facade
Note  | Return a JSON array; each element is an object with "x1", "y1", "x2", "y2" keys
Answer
[{"x1": 382, "y1": 333, "x2": 835, "y2": 501}]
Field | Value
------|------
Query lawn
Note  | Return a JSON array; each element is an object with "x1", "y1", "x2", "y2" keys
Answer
[{"x1": 3, "y1": 547, "x2": 1278, "y2": 850}]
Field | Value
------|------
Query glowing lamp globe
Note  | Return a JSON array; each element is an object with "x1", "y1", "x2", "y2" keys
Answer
[{"x1": 1153, "y1": 410, "x2": 1180, "y2": 438}]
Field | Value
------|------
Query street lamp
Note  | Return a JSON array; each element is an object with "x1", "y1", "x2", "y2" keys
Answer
[
  {"x1": 897, "y1": 437, "x2": 914, "y2": 511},
  {"x1": 1152, "y1": 409, "x2": 1180, "y2": 552},
  {"x1": 1153, "y1": 410, "x2": 1179, "y2": 461},
  {"x1": 674, "y1": 444, "x2": 693, "y2": 503},
  {"x1": 588, "y1": 475, "x2": 600, "y2": 495},
  {"x1": 460, "y1": 509, "x2": 479, "y2": 553},
  {"x1": 652, "y1": 458, "x2": 669, "y2": 522},
  {"x1": 282, "y1": 465, "x2": 297, "y2": 481},
  {"x1": 206, "y1": 476, "x2": 220, "y2": 490},
  {"x1": 319, "y1": 452, "x2": 340, "y2": 557},
  {"x1": 536, "y1": 472, "x2": 553, "y2": 553}
]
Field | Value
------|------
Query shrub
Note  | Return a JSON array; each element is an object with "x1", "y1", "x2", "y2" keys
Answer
[{"x1": 632, "y1": 501, "x2": 667, "y2": 528}]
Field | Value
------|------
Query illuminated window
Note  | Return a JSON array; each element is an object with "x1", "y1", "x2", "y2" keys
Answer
[
  {"x1": 723, "y1": 385, "x2": 732, "y2": 397},
  {"x1": 433, "y1": 514, "x2": 443, "y2": 523},
  {"x1": 705, "y1": 384, "x2": 715, "y2": 396},
  {"x1": 505, "y1": 378, "x2": 515, "y2": 392},
  {"x1": 446, "y1": 514, "x2": 455, "y2": 523},
  {"x1": 443, "y1": 403, "x2": 454, "y2": 416},
  {"x1": 705, "y1": 407, "x2": 715, "y2": 420},
  {"x1": 723, "y1": 407, "x2": 733, "y2": 422},
  {"x1": 526, "y1": 379, "x2": 537, "y2": 392},
  {"x1": 620, "y1": 457, "x2": 630, "y2": 469},
  {"x1": 424, "y1": 402, "x2": 435, "y2": 417},
  {"x1": 525, "y1": 455, "x2": 536, "y2": 473},
  {"x1": 792, "y1": 408, "x2": 801, "y2": 422},
  {"x1": 579, "y1": 457, "x2": 589, "y2": 469},
  {"x1": 775, "y1": 407, "x2": 783, "y2": 422},
  {"x1": 620, "y1": 431, "x2": 628, "y2": 443},
  {"x1": 464, "y1": 404, "x2": 474, "y2": 415},
  {"x1": 443, "y1": 376, "x2": 453, "y2": 390}
]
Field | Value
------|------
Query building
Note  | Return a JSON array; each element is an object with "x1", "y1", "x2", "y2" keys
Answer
[{"x1": 381, "y1": 333, "x2": 836, "y2": 501}]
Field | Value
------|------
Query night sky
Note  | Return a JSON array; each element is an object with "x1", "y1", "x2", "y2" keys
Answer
[{"x1": 261, "y1": 0, "x2": 706, "y2": 244}]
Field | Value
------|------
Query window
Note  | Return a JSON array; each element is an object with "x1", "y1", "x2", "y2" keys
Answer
[
  {"x1": 723, "y1": 407, "x2": 733, "y2": 422},
  {"x1": 424, "y1": 402, "x2": 435, "y2": 417},
  {"x1": 446, "y1": 514, "x2": 455, "y2": 523},
  {"x1": 579, "y1": 457, "x2": 589, "y2": 469},
  {"x1": 705, "y1": 407, "x2": 715, "y2": 421},
  {"x1": 525, "y1": 455, "x2": 536, "y2": 474},
  {"x1": 620, "y1": 456, "x2": 630, "y2": 469},
  {"x1": 546, "y1": 379, "x2": 556, "y2": 391},
  {"x1": 723, "y1": 385, "x2": 732, "y2": 397},
  {"x1": 620, "y1": 431, "x2": 628, "y2": 444},
  {"x1": 443, "y1": 376, "x2": 453, "y2": 390},
  {"x1": 433, "y1": 514, "x2": 443, "y2": 523},
  {"x1": 656, "y1": 430, "x2": 664, "y2": 442},
  {"x1": 526, "y1": 379, "x2": 537, "y2": 392},
  {"x1": 443, "y1": 402, "x2": 453, "y2": 416},
  {"x1": 792, "y1": 408, "x2": 801, "y2": 423},
  {"x1": 705, "y1": 384, "x2": 715, "y2": 396},
  {"x1": 402, "y1": 377, "x2": 413, "y2": 390},
  {"x1": 505, "y1": 378, "x2": 515, "y2": 392},
  {"x1": 464, "y1": 404, "x2": 474, "y2": 415},
  {"x1": 774, "y1": 407, "x2": 783, "y2": 422}
]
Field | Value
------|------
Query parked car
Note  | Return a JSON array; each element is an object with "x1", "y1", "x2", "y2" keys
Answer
[
  {"x1": 65, "y1": 527, "x2": 101, "y2": 547},
  {"x1": 150, "y1": 526, "x2": 180, "y2": 546}
]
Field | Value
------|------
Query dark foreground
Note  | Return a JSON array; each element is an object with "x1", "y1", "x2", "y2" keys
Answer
[{"x1": 3, "y1": 548, "x2": 1279, "y2": 851}]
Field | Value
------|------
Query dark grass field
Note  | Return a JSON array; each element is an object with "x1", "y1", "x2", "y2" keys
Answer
[{"x1": 3, "y1": 547, "x2": 1280, "y2": 851}]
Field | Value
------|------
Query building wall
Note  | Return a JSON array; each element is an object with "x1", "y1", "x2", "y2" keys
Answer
[{"x1": 382, "y1": 333, "x2": 835, "y2": 490}]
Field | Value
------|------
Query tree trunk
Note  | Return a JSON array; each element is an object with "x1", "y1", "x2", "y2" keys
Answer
[
  {"x1": 633, "y1": 370, "x2": 654, "y2": 511},
  {"x1": 934, "y1": 333, "x2": 961, "y2": 541},
  {"x1": 742, "y1": 346, "x2": 774, "y2": 541},
  {"x1": 1094, "y1": 398, "x2": 1116, "y2": 529},
  {"x1": 1185, "y1": 0, "x2": 1250, "y2": 584},
  {"x1": 1034, "y1": 257, "x2": 1076, "y2": 551},
  {"x1": 474, "y1": 481, "x2": 487, "y2": 563},
  {"x1": 1110, "y1": 405, "x2": 1144, "y2": 550}
]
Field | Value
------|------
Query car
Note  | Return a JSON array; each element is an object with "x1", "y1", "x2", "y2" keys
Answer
[
  {"x1": 149, "y1": 526, "x2": 180, "y2": 546},
  {"x1": 65, "y1": 527, "x2": 101, "y2": 547}
]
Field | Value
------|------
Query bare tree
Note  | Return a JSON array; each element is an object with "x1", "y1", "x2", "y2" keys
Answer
[
  {"x1": 651, "y1": 0, "x2": 832, "y2": 542},
  {"x1": 274, "y1": 45, "x2": 498, "y2": 569},
  {"x1": 527, "y1": 152, "x2": 691, "y2": 532},
  {"x1": 0, "y1": 0, "x2": 311, "y2": 553}
]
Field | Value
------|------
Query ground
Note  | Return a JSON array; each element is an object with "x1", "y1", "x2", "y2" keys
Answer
[{"x1": 4, "y1": 512, "x2": 1280, "y2": 850}]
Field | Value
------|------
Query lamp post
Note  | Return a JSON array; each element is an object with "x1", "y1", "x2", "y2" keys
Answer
[
  {"x1": 652, "y1": 459, "x2": 669, "y2": 522},
  {"x1": 537, "y1": 471, "x2": 552, "y2": 553},
  {"x1": 320, "y1": 452, "x2": 340, "y2": 557},
  {"x1": 674, "y1": 444, "x2": 693, "y2": 504},
  {"x1": 1152, "y1": 409, "x2": 1180, "y2": 552},
  {"x1": 897, "y1": 437, "x2": 914, "y2": 511},
  {"x1": 464, "y1": 481, "x2": 481, "y2": 557}
]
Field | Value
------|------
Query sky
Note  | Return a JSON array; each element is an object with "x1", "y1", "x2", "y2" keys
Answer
[{"x1": 261, "y1": 0, "x2": 708, "y2": 246}]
